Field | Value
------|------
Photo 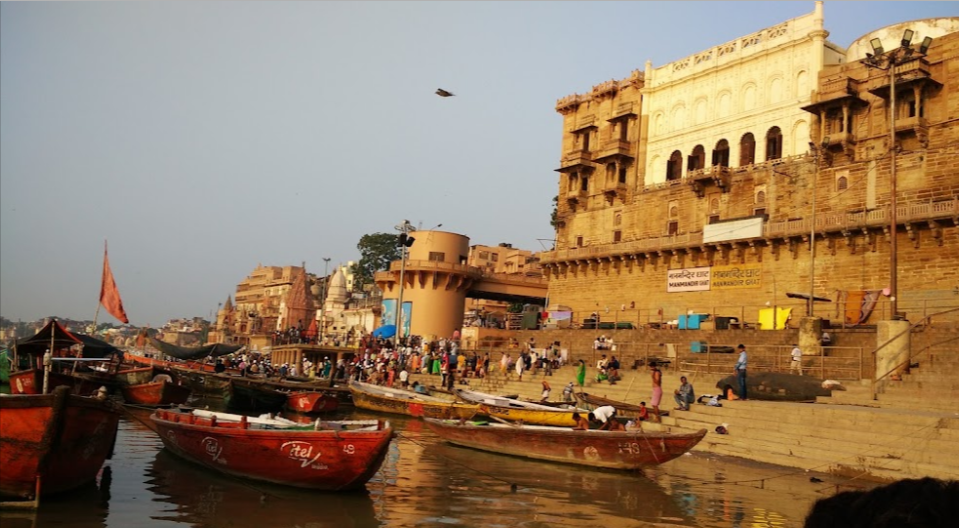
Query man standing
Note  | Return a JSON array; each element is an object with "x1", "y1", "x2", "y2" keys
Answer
[
  {"x1": 540, "y1": 380, "x2": 551, "y2": 402},
  {"x1": 650, "y1": 362, "x2": 663, "y2": 422},
  {"x1": 674, "y1": 376, "x2": 695, "y2": 411},
  {"x1": 735, "y1": 344, "x2": 748, "y2": 400},
  {"x1": 790, "y1": 344, "x2": 803, "y2": 376},
  {"x1": 562, "y1": 381, "x2": 575, "y2": 402}
]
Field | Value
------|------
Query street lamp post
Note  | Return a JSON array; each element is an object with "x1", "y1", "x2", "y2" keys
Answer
[
  {"x1": 394, "y1": 220, "x2": 415, "y2": 347},
  {"x1": 863, "y1": 31, "x2": 933, "y2": 320},
  {"x1": 808, "y1": 137, "x2": 829, "y2": 317},
  {"x1": 320, "y1": 257, "x2": 331, "y2": 345}
]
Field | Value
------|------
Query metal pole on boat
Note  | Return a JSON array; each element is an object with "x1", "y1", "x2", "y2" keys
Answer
[{"x1": 43, "y1": 322, "x2": 55, "y2": 394}]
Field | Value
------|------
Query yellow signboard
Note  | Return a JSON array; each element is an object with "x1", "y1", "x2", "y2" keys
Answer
[{"x1": 711, "y1": 264, "x2": 762, "y2": 290}]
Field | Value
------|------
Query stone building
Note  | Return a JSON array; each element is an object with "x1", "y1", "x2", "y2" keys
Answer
[
  {"x1": 541, "y1": 2, "x2": 959, "y2": 331},
  {"x1": 208, "y1": 264, "x2": 316, "y2": 348}
]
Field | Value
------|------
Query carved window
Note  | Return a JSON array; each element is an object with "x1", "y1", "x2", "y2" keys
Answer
[
  {"x1": 606, "y1": 163, "x2": 616, "y2": 182},
  {"x1": 667, "y1": 150, "x2": 683, "y2": 181},
  {"x1": 687, "y1": 145, "x2": 706, "y2": 172},
  {"x1": 669, "y1": 203, "x2": 679, "y2": 218},
  {"x1": 765, "y1": 126, "x2": 783, "y2": 161},
  {"x1": 491, "y1": 253, "x2": 499, "y2": 262},
  {"x1": 618, "y1": 166, "x2": 627, "y2": 184},
  {"x1": 576, "y1": 236, "x2": 584, "y2": 247},
  {"x1": 478, "y1": 251, "x2": 489, "y2": 260},
  {"x1": 429, "y1": 252, "x2": 446, "y2": 262},
  {"x1": 897, "y1": 91, "x2": 920, "y2": 119},
  {"x1": 740, "y1": 133, "x2": 756, "y2": 166},
  {"x1": 754, "y1": 207, "x2": 767, "y2": 218},
  {"x1": 837, "y1": 176, "x2": 848, "y2": 191},
  {"x1": 619, "y1": 121, "x2": 629, "y2": 141},
  {"x1": 613, "y1": 213, "x2": 622, "y2": 226},
  {"x1": 712, "y1": 139, "x2": 730, "y2": 167},
  {"x1": 708, "y1": 214, "x2": 720, "y2": 224},
  {"x1": 581, "y1": 175, "x2": 589, "y2": 192},
  {"x1": 613, "y1": 230, "x2": 622, "y2": 243},
  {"x1": 756, "y1": 190, "x2": 766, "y2": 204},
  {"x1": 667, "y1": 221, "x2": 679, "y2": 235}
]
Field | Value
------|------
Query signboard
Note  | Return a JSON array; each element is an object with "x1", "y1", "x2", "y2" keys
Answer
[
  {"x1": 666, "y1": 267, "x2": 711, "y2": 292},
  {"x1": 711, "y1": 263, "x2": 763, "y2": 290},
  {"x1": 703, "y1": 216, "x2": 764, "y2": 243}
]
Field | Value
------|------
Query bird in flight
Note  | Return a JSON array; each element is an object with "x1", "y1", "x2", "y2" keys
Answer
[{"x1": 435, "y1": 88, "x2": 455, "y2": 97}]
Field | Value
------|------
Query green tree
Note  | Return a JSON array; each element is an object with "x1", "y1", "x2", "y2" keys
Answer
[
  {"x1": 550, "y1": 195, "x2": 559, "y2": 228},
  {"x1": 352, "y1": 232, "x2": 402, "y2": 292}
]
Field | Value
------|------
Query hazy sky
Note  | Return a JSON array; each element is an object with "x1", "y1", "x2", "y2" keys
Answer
[{"x1": 2, "y1": 1, "x2": 954, "y2": 326}]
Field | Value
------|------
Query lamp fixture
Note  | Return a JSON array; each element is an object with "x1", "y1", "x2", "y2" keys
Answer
[
  {"x1": 919, "y1": 36, "x2": 933, "y2": 54},
  {"x1": 901, "y1": 29, "x2": 914, "y2": 48},
  {"x1": 870, "y1": 38, "x2": 884, "y2": 55}
]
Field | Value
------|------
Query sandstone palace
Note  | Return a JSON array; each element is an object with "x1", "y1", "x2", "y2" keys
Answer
[{"x1": 540, "y1": 3, "x2": 959, "y2": 331}]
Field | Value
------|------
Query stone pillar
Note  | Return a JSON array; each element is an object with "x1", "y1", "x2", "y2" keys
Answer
[
  {"x1": 798, "y1": 316, "x2": 823, "y2": 357},
  {"x1": 876, "y1": 320, "x2": 910, "y2": 384}
]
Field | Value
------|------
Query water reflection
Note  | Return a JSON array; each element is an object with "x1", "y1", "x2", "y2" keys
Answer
[
  {"x1": 148, "y1": 449, "x2": 379, "y2": 528},
  {"x1": 0, "y1": 405, "x2": 855, "y2": 528}
]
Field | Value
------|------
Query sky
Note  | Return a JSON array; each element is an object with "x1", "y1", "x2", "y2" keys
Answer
[{"x1": 2, "y1": 1, "x2": 955, "y2": 327}]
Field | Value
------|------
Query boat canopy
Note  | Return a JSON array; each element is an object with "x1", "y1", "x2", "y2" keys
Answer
[
  {"x1": 148, "y1": 337, "x2": 244, "y2": 360},
  {"x1": 15, "y1": 319, "x2": 122, "y2": 359}
]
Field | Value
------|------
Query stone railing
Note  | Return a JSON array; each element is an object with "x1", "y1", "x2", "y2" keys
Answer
[{"x1": 540, "y1": 198, "x2": 958, "y2": 265}]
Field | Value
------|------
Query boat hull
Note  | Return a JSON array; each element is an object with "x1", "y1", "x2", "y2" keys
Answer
[
  {"x1": 0, "y1": 387, "x2": 121, "y2": 499},
  {"x1": 425, "y1": 419, "x2": 706, "y2": 470},
  {"x1": 8, "y1": 369, "x2": 104, "y2": 397},
  {"x1": 151, "y1": 409, "x2": 393, "y2": 491},
  {"x1": 120, "y1": 380, "x2": 192, "y2": 407},
  {"x1": 286, "y1": 391, "x2": 340, "y2": 414},
  {"x1": 478, "y1": 404, "x2": 581, "y2": 427},
  {"x1": 349, "y1": 381, "x2": 478, "y2": 420}
]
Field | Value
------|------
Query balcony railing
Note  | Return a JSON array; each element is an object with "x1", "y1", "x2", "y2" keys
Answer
[
  {"x1": 540, "y1": 198, "x2": 958, "y2": 265},
  {"x1": 595, "y1": 140, "x2": 634, "y2": 160}
]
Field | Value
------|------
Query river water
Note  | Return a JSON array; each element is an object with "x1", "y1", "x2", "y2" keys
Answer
[{"x1": 1, "y1": 400, "x2": 872, "y2": 528}]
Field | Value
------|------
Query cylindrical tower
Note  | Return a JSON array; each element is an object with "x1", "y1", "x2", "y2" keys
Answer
[{"x1": 375, "y1": 231, "x2": 479, "y2": 341}]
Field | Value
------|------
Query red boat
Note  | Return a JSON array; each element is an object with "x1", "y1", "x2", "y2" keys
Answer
[
  {"x1": 120, "y1": 377, "x2": 192, "y2": 407},
  {"x1": 286, "y1": 391, "x2": 340, "y2": 414},
  {"x1": 151, "y1": 408, "x2": 393, "y2": 491},
  {"x1": 0, "y1": 385, "x2": 121, "y2": 502},
  {"x1": 8, "y1": 320, "x2": 123, "y2": 396},
  {"x1": 425, "y1": 418, "x2": 707, "y2": 470}
]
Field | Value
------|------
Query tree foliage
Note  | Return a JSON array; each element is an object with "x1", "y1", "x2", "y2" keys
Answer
[
  {"x1": 550, "y1": 195, "x2": 559, "y2": 228},
  {"x1": 352, "y1": 232, "x2": 402, "y2": 292}
]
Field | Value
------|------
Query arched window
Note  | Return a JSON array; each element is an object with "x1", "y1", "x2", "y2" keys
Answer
[
  {"x1": 688, "y1": 145, "x2": 706, "y2": 172},
  {"x1": 614, "y1": 213, "x2": 622, "y2": 226},
  {"x1": 712, "y1": 139, "x2": 730, "y2": 167},
  {"x1": 766, "y1": 126, "x2": 783, "y2": 161},
  {"x1": 756, "y1": 190, "x2": 766, "y2": 204},
  {"x1": 837, "y1": 176, "x2": 848, "y2": 191},
  {"x1": 740, "y1": 133, "x2": 756, "y2": 166},
  {"x1": 667, "y1": 150, "x2": 683, "y2": 181}
]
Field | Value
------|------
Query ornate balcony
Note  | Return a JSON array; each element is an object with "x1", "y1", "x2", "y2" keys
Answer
[
  {"x1": 688, "y1": 165, "x2": 731, "y2": 197},
  {"x1": 801, "y1": 76, "x2": 866, "y2": 114},
  {"x1": 867, "y1": 58, "x2": 941, "y2": 98},
  {"x1": 565, "y1": 188, "x2": 586, "y2": 205},
  {"x1": 594, "y1": 140, "x2": 635, "y2": 162},
  {"x1": 608, "y1": 102, "x2": 637, "y2": 121},
  {"x1": 555, "y1": 149, "x2": 597, "y2": 173},
  {"x1": 571, "y1": 115, "x2": 598, "y2": 133}
]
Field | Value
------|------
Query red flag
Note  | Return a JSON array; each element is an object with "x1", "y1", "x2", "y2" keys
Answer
[{"x1": 100, "y1": 242, "x2": 129, "y2": 324}]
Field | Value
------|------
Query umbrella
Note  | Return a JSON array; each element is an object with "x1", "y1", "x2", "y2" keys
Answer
[{"x1": 372, "y1": 325, "x2": 396, "y2": 339}]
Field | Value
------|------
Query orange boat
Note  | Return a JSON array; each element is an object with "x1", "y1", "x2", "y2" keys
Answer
[
  {"x1": 120, "y1": 377, "x2": 192, "y2": 407},
  {"x1": 286, "y1": 391, "x2": 340, "y2": 414},
  {"x1": 0, "y1": 385, "x2": 121, "y2": 503},
  {"x1": 151, "y1": 408, "x2": 393, "y2": 491}
]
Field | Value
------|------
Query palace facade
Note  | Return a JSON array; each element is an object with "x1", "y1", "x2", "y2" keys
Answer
[{"x1": 540, "y1": 2, "x2": 959, "y2": 328}]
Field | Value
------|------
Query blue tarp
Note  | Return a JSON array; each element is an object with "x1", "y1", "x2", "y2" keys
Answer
[{"x1": 372, "y1": 325, "x2": 396, "y2": 339}]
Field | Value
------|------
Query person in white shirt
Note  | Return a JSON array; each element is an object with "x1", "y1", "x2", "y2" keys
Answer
[
  {"x1": 399, "y1": 368, "x2": 410, "y2": 388},
  {"x1": 587, "y1": 405, "x2": 619, "y2": 430},
  {"x1": 790, "y1": 344, "x2": 803, "y2": 375}
]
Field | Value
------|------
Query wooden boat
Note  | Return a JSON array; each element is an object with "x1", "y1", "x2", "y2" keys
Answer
[
  {"x1": 0, "y1": 385, "x2": 121, "y2": 502},
  {"x1": 455, "y1": 388, "x2": 585, "y2": 427},
  {"x1": 114, "y1": 366, "x2": 156, "y2": 387},
  {"x1": 425, "y1": 418, "x2": 707, "y2": 470},
  {"x1": 150, "y1": 407, "x2": 393, "y2": 491},
  {"x1": 574, "y1": 392, "x2": 668, "y2": 420},
  {"x1": 226, "y1": 379, "x2": 289, "y2": 414},
  {"x1": 171, "y1": 367, "x2": 234, "y2": 399},
  {"x1": 349, "y1": 381, "x2": 478, "y2": 420},
  {"x1": 120, "y1": 377, "x2": 192, "y2": 407},
  {"x1": 286, "y1": 391, "x2": 340, "y2": 414}
]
